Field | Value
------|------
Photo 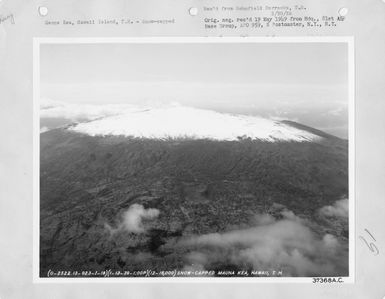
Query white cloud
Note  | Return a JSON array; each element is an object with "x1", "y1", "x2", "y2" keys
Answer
[
  {"x1": 319, "y1": 198, "x2": 349, "y2": 218},
  {"x1": 40, "y1": 97, "x2": 139, "y2": 122},
  {"x1": 178, "y1": 210, "x2": 347, "y2": 276},
  {"x1": 40, "y1": 126, "x2": 49, "y2": 133},
  {"x1": 105, "y1": 204, "x2": 160, "y2": 234}
]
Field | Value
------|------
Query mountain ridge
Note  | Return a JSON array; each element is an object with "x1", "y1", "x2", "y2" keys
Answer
[{"x1": 67, "y1": 106, "x2": 326, "y2": 142}]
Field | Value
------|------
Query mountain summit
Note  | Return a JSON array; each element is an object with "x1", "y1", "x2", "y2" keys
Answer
[{"x1": 69, "y1": 106, "x2": 324, "y2": 142}]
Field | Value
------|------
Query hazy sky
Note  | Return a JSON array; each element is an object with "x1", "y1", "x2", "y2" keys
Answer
[{"x1": 40, "y1": 42, "x2": 349, "y2": 138}]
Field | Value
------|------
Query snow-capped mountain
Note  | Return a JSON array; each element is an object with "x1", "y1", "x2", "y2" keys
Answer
[
  {"x1": 39, "y1": 105, "x2": 348, "y2": 277},
  {"x1": 69, "y1": 106, "x2": 321, "y2": 142}
]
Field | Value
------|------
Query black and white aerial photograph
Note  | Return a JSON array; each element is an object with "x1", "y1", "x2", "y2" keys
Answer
[{"x1": 37, "y1": 39, "x2": 351, "y2": 279}]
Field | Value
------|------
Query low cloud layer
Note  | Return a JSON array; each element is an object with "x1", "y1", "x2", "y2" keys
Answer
[
  {"x1": 178, "y1": 208, "x2": 348, "y2": 277},
  {"x1": 40, "y1": 98, "x2": 138, "y2": 123},
  {"x1": 40, "y1": 126, "x2": 49, "y2": 133},
  {"x1": 106, "y1": 204, "x2": 159, "y2": 234},
  {"x1": 319, "y1": 198, "x2": 348, "y2": 218}
]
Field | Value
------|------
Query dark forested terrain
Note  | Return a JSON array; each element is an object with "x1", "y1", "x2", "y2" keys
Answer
[{"x1": 40, "y1": 126, "x2": 349, "y2": 277}]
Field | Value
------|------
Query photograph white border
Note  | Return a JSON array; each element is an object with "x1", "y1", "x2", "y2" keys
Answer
[{"x1": 33, "y1": 36, "x2": 355, "y2": 284}]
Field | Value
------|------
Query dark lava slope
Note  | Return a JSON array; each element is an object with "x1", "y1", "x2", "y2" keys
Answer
[{"x1": 39, "y1": 126, "x2": 348, "y2": 277}]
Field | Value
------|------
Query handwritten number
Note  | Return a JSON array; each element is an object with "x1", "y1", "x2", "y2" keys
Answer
[
  {"x1": 364, "y1": 229, "x2": 376, "y2": 241},
  {"x1": 359, "y1": 229, "x2": 379, "y2": 256}
]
